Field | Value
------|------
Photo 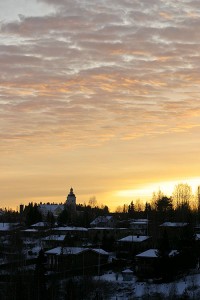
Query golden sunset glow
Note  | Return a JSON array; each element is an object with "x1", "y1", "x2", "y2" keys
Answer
[
  {"x1": 1, "y1": 0, "x2": 200, "y2": 211},
  {"x1": 116, "y1": 177, "x2": 200, "y2": 200}
]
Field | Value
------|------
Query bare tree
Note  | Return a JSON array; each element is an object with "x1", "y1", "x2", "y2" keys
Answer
[
  {"x1": 172, "y1": 183, "x2": 193, "y2": 208},
  {"x1": 115, "y1": 205, "x2": 123, "y2": 213},
  {"x1": 151, "y1": 189, "x2": 165, "y2": 210},
  {"x1": 135, "y1": 198, "x2": 144, "y2": 212},
  {"x1": 88, "y1": 196, "x2": 97, "y2": 208}
]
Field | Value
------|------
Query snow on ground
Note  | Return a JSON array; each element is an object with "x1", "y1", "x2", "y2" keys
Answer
[{"x1": 98, "y1": 270, "x2": 200, "y2": 299}]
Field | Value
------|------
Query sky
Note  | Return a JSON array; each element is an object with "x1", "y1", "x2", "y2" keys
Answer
[{"x1": 1, "y1": 0, "x2": 200, "y2": 211}]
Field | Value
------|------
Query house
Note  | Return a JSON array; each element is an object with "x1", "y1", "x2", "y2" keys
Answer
[
  {"x1": 22, "y1": 236, "x2": 39, "y2": 252},
  {"x1": 159, "y1": 222, "x2": 188, "y2": 247},
  {"x1": 90, "y1": 216, "x2": 116, "y2": 228},
  {"x1": 30, "y1": 222, "x2": 50, "y2": 230},
  {"x1": 38, "y1": 204, "x2": 64, "y2": 218},
  {"x1": 45, "y1": 246, "x2": 109, "y2": 275},
  {"x1": 20, "y1": 228, "x2": 42, "y2": 244},
  {"x1": 116, "y1": 235, "x2": 151, "y2": 259},
  {"x1": 52, "y1": 226, "x2": 88, "y2": 246},
  {"x1": 129, "y1": 219, "x2": 149, "y2": 236},
  {"x1": 88, "y1": 227, "x2": 129, "y2": 247},
  {"x1": 135, "y1": 249, "x2": 179, "y2": 279},
  {"x1": 122, "y1": 269, "x2": 133, "y2": 281},
  {"x1": 52, "y1": 226, "x2": 88, "y2": 237},
  {"x1": 41, "y1": 235, "x2": 67, "y2": 250},
  {"x1": 0, "y1": 223, "x2": 21, "y2": 237}
]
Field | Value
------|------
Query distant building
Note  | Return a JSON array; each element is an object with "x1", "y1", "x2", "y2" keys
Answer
[
  {"x1": 116, "y1": 235, "x2": 151, "y2": 259},
  {"x1": 135, "y1": 248, "x2": 179, "y2": 279},
  {"x1": 37, "y1": 187, "x2": 77, "y2": 218},
  {"x1": 129, "y1": 219, "x2": 149, "y2": 236},
  {"x1": 52, "y1": 226, "x2": 88, "y2": 246},
  {"x1": 0, "y1": 223, "x2": 21, "y2": 236},
  {"x1": 38, "y1": 204, "x2": 64, "y2": 218},
  {"x1": 65, "y1": 187, "x2": 76, "y2": 211},
  {"x1": 122, "y1": 269, "x2": 133, "y2": 281},
  {"x1": 41, "y1": 235, "x2": 67, "y2": 250},
  {"x1": 45, "y1": 246, "x2": 109, "y2": 274},
  {"x1": 30, "y1": 221, "x2": 50, "y2": 230},
  {"x1": 88, "y1": 227, "x2": 129, "y2": 244},
  {"x1": 159, "y1": 222, "x2": 188, "y2": 238},
  {"x1": 90, "y1": 215, "x2": 116, "y2": 228}
]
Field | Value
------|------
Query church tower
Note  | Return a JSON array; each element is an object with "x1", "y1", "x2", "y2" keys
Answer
[{"x1": 66, "y1": 187, "x2": 76, "y2": 211}]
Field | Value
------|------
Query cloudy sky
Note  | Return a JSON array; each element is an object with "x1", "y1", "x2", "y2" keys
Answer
[{"x1": 1, "y1": 0, "x2": 200, "y2": 210}]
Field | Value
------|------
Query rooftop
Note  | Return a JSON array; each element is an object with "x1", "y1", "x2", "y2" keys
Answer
[
  {"x1": 160, "y1": 222, "x2": 188, "y2": 227},
  {"x1": 118, "y1": 235, "x2": 150, "y2": 243}
]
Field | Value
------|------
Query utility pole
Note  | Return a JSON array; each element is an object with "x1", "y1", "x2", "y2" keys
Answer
[{"x1": 98, "y1": 243, "x2": 100, "y2": 280}]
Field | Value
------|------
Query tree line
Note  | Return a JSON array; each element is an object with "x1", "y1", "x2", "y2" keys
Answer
[{"x1": 0, "y1": 183, "x2": 199, "y2": 226}]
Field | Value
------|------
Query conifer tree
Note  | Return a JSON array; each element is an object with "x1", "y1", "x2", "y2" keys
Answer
[{"x1": 33, "y1": 249, "x2": 47, "y2": 300}]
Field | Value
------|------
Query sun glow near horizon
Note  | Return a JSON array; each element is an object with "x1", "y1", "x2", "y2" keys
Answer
[
  {"x1": 115, "y1": 177, "x2": 200, "y2": 203},
  {"x1": 9, "y1": 177, "x2": 200, "y2": 213}
]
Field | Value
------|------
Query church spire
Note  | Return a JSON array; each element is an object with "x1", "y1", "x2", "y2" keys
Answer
[{"x1": 66, "y1": 187, "x2": 76, "y2": 211}]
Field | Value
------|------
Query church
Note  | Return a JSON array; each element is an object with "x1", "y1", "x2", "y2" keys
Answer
[
  {"x1": 65, "y1": 187, "x2": 76, "y2": 211},
  {"x1": 38, "y1": 187, "x2": 77, "y2": 218}
]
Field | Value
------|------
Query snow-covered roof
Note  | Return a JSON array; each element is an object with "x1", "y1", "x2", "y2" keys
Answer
[
  {"x1": 90, "y1": 215, "x2": 113, "y2": 225},
  {"x1": 22, "y1": 229, "x2": 38, "y2": 233},
  {"x1": 45, "y1": 246, "x2": 109, "y2": 256},
  {"x1": 136, "y1": 249, "x2": 159, "y2": 258},
  {"x1": 91, "y1": 248, "x2": 109, "y2": 256},
  {"x1": 54, "y1": 226, "x2": 88, "y2": 232},
  {"x1": 130, "y1": 222, "x2": 147, "y2": 225},
  {"x1": 31, "y1": 222, "x2": 49, "y2": 227},
  {"x1": 23, "y1": 239, "x2": 38, "y2": 245},
  {"x1": 89, "y1": 227, "x2": 115, "y2": 230},
  {"x1": 38, "y1": 204, "x2": 64, "y2": 215},
  {"x1": 42, "y1": 235, "x2": 66, "y2": 241},
  {"x1": 122, "y1": 269, "x2": 133, "y2": 274},
  {"x1": 196, "y1": 234, "x2": 200, "y2": 240},
  {"x1": 25, "y1": 246, "x2": 42, "y2": 259},
  {"x1": 130, "y1": 219, "x2": 148, "y2": 225},
  {"x1": 45, "y1": 246, "x2": 88, "y2": 255},
  {"x1": 169, "y1": 250, "x2": 179, "y2": 256},
  {"x1": 118, "y1": 235, "x2": 150, "y2": 243},
  {"x1": 160, "y1": 222, "x2": 188, "y2": 227},
  {"x1": 0, "y1": 223, "x2": 20, "y2": 231},
  {"x1": 0, "y1": 223, "x2": 12, "y2": 231},
  {"x1": 136, "y1": 249, "x2": 179, "y2": 258}
]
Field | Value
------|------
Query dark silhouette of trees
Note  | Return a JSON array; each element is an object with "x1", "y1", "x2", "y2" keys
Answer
[
  {"x1": 156, "y1": 196, "x2": 173, "y2": 213},
  {"x1": 156, "y1": 229, "x2": 171, "y2": 280},
  {"x1": 57, "y1": 208, "x2": 70, "y2": 225},
  {"x1": 144, "y1": 202, "x2": 152, "y2": 214},
  {"x1": 101, "y1": 232, "x2": 115, "y2": 251},
  {"x1": 25, "y1": 203, "x2": 43, "y2": 226},
  {"x1": 33, "y1": 249, "x2": 47, "y2": 300},
  {"x1": 46, "y1": 211, "x2": 55, "y2": 227},
  {"x1": 155, "y1": 196, "x2": 173, "y2": 222},
  {"x1": 0, "y1": 208, "x2": 19, "y2": 223},
  {"x1": 128, "y1": 201, "x2": 135, "y2": 218},
  {"x1": 8, "y1": 229, "x2": 24, "y2": 261},
  {"x1": 101, "y1": 205, "x2": 109, "y2": 215},
  {"x1": 177, "y1": 223, "x2": 197, "y2": 270}
]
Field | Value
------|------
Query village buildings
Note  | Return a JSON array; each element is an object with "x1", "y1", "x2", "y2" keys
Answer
[{"x1": 0, "y1": 187, "x2": 200, "y2": 286}]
